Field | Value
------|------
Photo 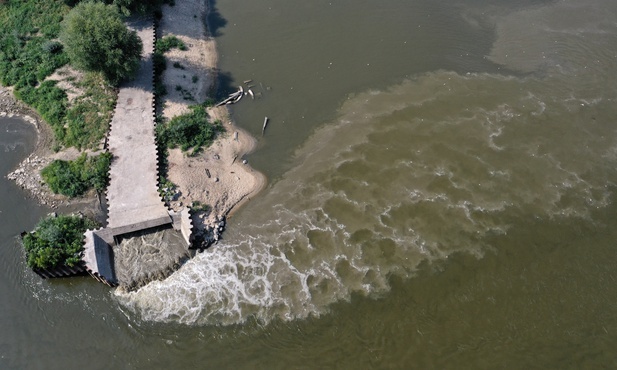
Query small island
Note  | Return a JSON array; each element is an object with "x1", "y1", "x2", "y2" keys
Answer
[{"x1": 2, "y1": 0, "x2": 265, "y2": 290}]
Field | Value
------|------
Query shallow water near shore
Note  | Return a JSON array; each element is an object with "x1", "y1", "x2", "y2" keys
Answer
[{"x1": 3, "y1": 0, "x2": 617, "y2": 368}]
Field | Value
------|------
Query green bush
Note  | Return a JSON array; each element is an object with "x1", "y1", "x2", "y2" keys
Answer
[
  {"x1": 23, "y1": 214, "x2": 98, "y2": 269},
  {"x1": 108, "y1": 0, "x2": 154, "y2": 15},
  {"x1": 68, "y1": 0, "x2": 172, "y2": 16},
  {"x1": 60, "y1": 2, "x2": 142, "y2": 86},
  {"x1": 156, "y1": 104, "x2": 224, "y2": 156},
  {"x1": 153, "y1": 52, "x2": 167, "y2": 73},
  {"x1": 41, "y1": 152, "x2": 112, "y2": 197},
  {"x1": 156, "y1": 35, "x2": 187, "y2": 53}
]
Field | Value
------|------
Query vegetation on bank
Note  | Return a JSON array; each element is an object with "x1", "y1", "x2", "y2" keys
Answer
[
  {"x1": 0, "y1": 1, "x2": 115, "y2": 150},
  {"x1": 191, "y1": 200, "x2": 211, "y2": 213},
  {"x1": 23, "y1": 214, "x2": 98, "y2": 269},
  {"x1": 152, "y1": 32, "x2": 221, "y2": 202},
  {"x1": 0, "y1": 0, "x2": 168, "y2": 150},
  {"x1": 158, "y1": 176, "x2": 176, "y2": 203},
  {"x1": 156, "y1": 104, "x2": 224, "y2": 156},
  {"x1": 0, "y1": 1, "x2": 70, "y2": 142},
  {"x1": 156, "y1": 35, "x2": 186, "y2": 53},
  {"x1": 41, "y1": 152, "x2": 112, "y2": 197},
  {"x1": 0, "y1": 1, "x2": 69, "y2": 89}
]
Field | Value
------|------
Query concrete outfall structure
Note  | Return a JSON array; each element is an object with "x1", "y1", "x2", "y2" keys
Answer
[{"x1": 82, "y1": 18, "x2": 193, "y2": 288}]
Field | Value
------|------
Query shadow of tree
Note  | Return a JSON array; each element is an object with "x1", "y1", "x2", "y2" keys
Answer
[
  {"x1": 206, "y1": 0, "x2": 227, "y2": 38},
  {"x1": 214, "y1": 69, "x2": 235, "y2": 101},
  {"x1": 153, "y1": 56, "x2": 236, "y2": 108},
  {"x1": 152, "y1": 0, "x2": 235, "y2": 108}
]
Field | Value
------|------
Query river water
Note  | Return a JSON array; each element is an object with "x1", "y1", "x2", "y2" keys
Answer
[{"x1": 2, "y1": 0, "x2": 617, "y2": 368}]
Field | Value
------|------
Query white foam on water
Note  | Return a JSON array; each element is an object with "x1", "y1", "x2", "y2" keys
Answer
[{"x1": 119, "y1": 83, "x2": 616, "y2": 325}]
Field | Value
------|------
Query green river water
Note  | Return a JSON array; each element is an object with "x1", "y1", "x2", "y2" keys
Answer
[{"x1": 1, "y1": 0, "x2": 617, "y2": 368}]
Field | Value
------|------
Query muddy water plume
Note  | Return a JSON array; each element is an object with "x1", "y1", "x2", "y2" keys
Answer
[
  {"x1": 116, "y1": 72, "x2": 617, "y2": 324},
  {"x1": 115, "y1": 0, "x2": 617, "y2": 326}
]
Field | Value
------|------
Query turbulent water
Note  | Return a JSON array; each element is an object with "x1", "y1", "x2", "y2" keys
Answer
[
  {"x1": 114, "y1": 227, "x2": 189, "y2": 291},
  {"x1": 116, "y1": 0, "x2": 617, "y2": 326},
  {"x1": 2, "y1": 0, "x2": 617, "y2": 368}
]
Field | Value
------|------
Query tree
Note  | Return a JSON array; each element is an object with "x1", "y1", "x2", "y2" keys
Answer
[{"x1": 60, "y1": 2, "x2": 142, "y2": 86}]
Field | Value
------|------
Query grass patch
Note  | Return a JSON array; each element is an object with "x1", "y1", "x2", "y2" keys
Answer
[
  {"x1": 41, "y1": 152, "x2": 112, "y2": 197},
  {"x1": 191, "y1": 201, "x2": 211, "y2": 213},
  {"x1": 64, "y1": 72, "x2": 116, "y2": 149},
  {"x1": 23, "y1": 214, "x2": 98, "y2": 269}
]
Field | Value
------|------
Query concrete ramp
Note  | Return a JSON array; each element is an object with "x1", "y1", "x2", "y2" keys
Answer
[
  {"x1": 105, "y1": 18, "x2": 170, "y2": 230},
  {"x1": 82, "y1": 18, "x2": 193, "y2": 289}
]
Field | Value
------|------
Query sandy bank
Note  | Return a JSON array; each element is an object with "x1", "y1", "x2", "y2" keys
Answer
[{"x1": 159, "y1": 0, "x2": 265, "y2": 246}]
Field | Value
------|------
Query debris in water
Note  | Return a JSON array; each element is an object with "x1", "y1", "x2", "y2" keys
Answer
[
  {"x1": 215, "y1": 86, "x2": 244, "y2": 106},
  {"x1": 262, "y1": 116, "x2": 269, "y2": 136}
]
